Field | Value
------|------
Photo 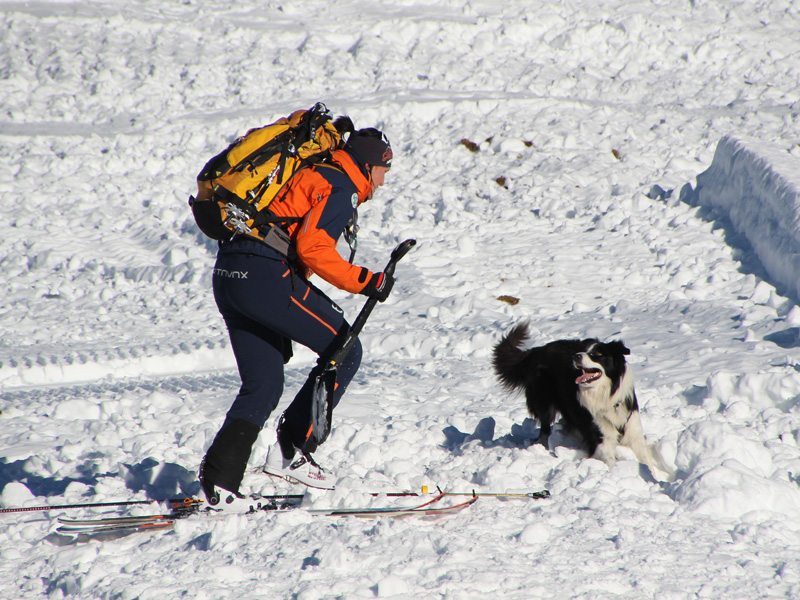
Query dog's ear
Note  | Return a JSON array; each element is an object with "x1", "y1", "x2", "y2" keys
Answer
[{"x1": 608, "y1": 340, "x2": 630, "y2": 356}]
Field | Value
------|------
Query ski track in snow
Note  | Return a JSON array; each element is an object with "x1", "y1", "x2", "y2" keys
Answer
[{"x1": 2, "y1": 1, "x2": 800, "y2": 598}]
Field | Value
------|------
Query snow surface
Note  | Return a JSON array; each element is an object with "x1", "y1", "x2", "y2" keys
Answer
[{"x1": 2, "y1": 0, "x2": 800, "y2": 598}]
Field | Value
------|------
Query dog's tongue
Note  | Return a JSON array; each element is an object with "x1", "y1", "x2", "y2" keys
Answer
[{"x1": 576, "y1": 371, "x2": 594, "y2": 385}]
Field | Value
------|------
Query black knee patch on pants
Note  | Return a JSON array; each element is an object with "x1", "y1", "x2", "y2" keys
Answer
[{"x1": 202, "y1": 418, "x2": 260, "y2": 494}]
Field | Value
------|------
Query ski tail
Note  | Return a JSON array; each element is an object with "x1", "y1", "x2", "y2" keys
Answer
[
  {"x1": 492, "y1": 321, "x2": 533, "y2": 391},
  {"x1": 57, "y1": 518, "x2": 175, "y2": 535}
]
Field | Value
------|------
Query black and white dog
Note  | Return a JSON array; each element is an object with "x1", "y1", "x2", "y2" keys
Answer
[{"x1": 493, "y1": 322, "x2": 667, "y2": 474}]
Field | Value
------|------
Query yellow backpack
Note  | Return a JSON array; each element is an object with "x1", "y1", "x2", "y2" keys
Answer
[{"x1": 190, "y1": 103, "x2": 343, "y2": 253}]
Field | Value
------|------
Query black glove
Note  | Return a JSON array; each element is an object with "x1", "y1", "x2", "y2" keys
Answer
[{"x1": 360, "y1": 271, "x2": 395, "y2": 302}]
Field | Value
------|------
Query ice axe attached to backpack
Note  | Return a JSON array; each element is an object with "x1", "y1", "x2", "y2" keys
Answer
[{"x1": 303, "y1": 238, "x2": 417, "y2": 453}]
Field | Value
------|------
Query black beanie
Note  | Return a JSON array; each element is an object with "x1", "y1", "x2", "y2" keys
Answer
[{"x1": 347, "y1": 128, "x2": 393, "y2": 168}]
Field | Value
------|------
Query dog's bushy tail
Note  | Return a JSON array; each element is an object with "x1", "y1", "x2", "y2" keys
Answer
[{"x1": 492, "y1": 322, "x2": 531, "y2": 391}]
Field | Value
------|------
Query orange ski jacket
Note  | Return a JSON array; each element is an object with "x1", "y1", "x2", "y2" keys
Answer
[{"x1": 270, "y1": 149, "x2": 375, "y2": 294}]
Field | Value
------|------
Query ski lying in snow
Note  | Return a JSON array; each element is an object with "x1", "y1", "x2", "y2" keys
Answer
[
  {"x1": 54, "y1": 488, "x2": 547, "y2": 535},
  {"x1": 318, "y1": 492, "x2": 480, "y2": 517},
  {"x1": 58, "y1": 514, "x2": 176, "y2": 528},
  {"x1": 55, "y1": 506, "x2": 296, "y2": 535},
  {"x1": 56, "y1": 518, "x2": 176, "y2": 535},
  {"x1": 55, "y1": 495, "x2": 302, "y2": 535},
  {"x1": 57, "y1": 493, "x2": 478, "y2": 533},
  {"x1": 313, "y1": 491, "x2": 446, "y2": 516}
]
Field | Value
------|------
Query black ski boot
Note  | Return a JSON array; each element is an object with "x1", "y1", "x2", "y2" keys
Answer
[{"x1": 199, "y1": 457, "x2": 221, "y2": 506}]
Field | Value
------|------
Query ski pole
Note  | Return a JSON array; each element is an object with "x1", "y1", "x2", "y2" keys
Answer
[
  {"x1": 0, "y1": 499, "x2": 155, "y2": 515},
  {"x1": 379, "y1": 486, "x2": 550, "y2": 499},
  {"x1": 441, "y1": 491, "x2": 551, "y2": 499},
  {"x1": 308, "y1": 238, "x2": 417, "y2": 448},
  {"x1": 327, "y1": 238, "x2": 417, "y2": 370}
]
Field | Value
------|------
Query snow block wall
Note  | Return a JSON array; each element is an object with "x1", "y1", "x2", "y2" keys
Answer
[{"x1": 682, "y1": 135, "x2": 800, "y2": 299}]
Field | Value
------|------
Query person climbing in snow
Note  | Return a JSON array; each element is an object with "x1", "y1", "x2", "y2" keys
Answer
[{"x1": 200, "y1": 122, "x2": 394, "y2": 503}]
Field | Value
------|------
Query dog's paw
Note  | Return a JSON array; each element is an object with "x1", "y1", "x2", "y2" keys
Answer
[
  {"x1": 647, "y1": 443, "x2": 678, "y2": 481},
  {"x1": 591, "y1": 443, "x2": 618, "y2": 468}
]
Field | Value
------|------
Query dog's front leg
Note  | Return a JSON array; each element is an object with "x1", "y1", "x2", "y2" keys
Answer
[
  {"x1": 591, "y1": 438, "x2": 618, "y2": 467},
  {"x1": 584, "y1": 412, "x2": 620, "y2": 467},
  {"x1": 536, "y1": 422, "x2": 552, "y2": 448}
]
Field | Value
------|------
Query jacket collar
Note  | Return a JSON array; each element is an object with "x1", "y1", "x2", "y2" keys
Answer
[{"x1": 331, "y1": 149, "x2": 372, "y2": 205}]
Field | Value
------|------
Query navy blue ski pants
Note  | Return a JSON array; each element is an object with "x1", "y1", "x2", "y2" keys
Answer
[{"x1": 212, "y1": 248, "x2": 362, "y2": 448}]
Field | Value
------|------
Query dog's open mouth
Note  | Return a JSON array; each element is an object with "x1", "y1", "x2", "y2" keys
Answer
[{"x1": 576, "y1": 368, "x2": 602, "y2": 385}]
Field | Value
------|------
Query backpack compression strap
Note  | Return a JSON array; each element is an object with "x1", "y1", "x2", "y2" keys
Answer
[{"x1": 213, "y1": 186, "x2": 302, "y2": 254}]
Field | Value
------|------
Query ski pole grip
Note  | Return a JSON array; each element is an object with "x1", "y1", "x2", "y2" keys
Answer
[{"x1": 384, "y1": 238, "x2": 416, "y2": 277}]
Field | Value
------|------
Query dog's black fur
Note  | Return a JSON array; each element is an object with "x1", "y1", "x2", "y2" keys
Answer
[{"x1": 493, "y1": 322, "x2": 660, "y2": 471}]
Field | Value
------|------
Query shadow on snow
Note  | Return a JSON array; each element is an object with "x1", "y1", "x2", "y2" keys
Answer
[
  {"x1": 0, "y1": 456, "x2": 200, "y2": 504},
  {"x1": 442, "y1": 416, "x2": 542, "y2": 455}
]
